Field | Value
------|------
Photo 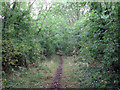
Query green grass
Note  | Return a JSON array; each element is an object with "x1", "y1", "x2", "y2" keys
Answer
[
  {"x1": 3, "y1": 55, "x2": 115, "y2": 88},
  {"x1": 61, "y1": 56, "x2": 80, "y2": 88},
  {"x1": 2, "y1": 55, "x2": 59, "y2": 88},
  {"x1": 2, "y1": 55, "x2": 81, "y2": 88},
  {"x1": 2, "y1": 55, "x2": 92, "y2": 88}
]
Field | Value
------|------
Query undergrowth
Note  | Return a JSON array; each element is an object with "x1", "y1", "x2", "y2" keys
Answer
[{"x1": 2, "y1": 55, "x2": 59, "y2": 88}]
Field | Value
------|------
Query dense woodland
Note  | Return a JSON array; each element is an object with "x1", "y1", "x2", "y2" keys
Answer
[{"x1": 1, "y1": 1, "x2": 120, "y2": 88}]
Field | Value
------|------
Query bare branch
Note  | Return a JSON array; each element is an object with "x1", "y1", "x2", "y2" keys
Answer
[
  {"x1": 28, "y1": 0, "x2": 36, "y2": 10},
  {"x1": 37, "y1": 4, "x2": 52, "y2": 35}
]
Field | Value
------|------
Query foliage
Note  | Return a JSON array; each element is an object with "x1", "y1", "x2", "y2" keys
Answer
[
  {"x1": 1, "y1": 1, "x2": 120, "y2": 88},
  {"x1": 74, "y1": 2, "x2": 120, "y2": 88}
]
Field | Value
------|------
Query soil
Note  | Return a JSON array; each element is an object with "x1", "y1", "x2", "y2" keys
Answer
[{"x1": 50, "y1": 55, "x2": 63, "y2": 88}]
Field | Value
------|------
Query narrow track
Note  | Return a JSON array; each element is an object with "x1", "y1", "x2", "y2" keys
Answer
[{"x1": 50, "y1": 55, "x2": 63, "y2": 88}]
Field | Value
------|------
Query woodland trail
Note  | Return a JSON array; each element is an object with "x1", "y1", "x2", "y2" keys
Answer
[{"x1": 50, "y1": 55, "x2": 63, "y2": 88}]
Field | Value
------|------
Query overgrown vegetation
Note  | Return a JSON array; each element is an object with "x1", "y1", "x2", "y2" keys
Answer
[
  {"x1": 1, "y1": 1, "x2": 120, "y2": 88},
  {"x1": 2, "y1": 55, "x2": 58, "y2": 88}
]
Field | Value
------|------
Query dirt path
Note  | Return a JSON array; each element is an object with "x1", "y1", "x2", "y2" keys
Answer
[{"x1": 50, "y1": 55, "x2": 63, "y2": 88}]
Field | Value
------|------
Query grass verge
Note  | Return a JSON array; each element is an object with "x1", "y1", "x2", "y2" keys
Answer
[{"x1": 2, "y1": 55, "x2": 59, "y2": 88}]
